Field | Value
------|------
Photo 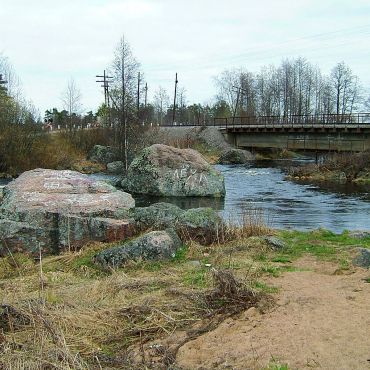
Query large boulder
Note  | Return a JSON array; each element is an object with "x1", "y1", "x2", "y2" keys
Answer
[
  {"x1": 121, "y1": 144, "x2": 225, "y2": 197},
  {"x1": 177, "y1": 208, "x2": 222, "y2": 244},
  {"x1": 94, "y1": 229, "x2": 182, "y2": 268},
  {"x1": 87, "y1": 145, "x2": 119, "y2": 165},
  {"x1": 132, "y1": 202, "x2": 222, "y2": 244},
  {"x1": 218, "y1": 149, "x2": 254, "y2": 164},
  {"x1": 0, "y1": 169, "x2": 135, "y2": 256},
  {"x1": 132, "y1": 202, "x2": 184, "y2": 230}
]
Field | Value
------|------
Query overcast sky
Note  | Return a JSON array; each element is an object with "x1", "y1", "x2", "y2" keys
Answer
[{"x1": 1, "y1": 0, "x2": 369, "y2": 116}]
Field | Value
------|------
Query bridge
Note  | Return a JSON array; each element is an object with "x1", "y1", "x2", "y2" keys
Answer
[{"x1": 167, "y1": 113, "x2": 370, "y2": 152}]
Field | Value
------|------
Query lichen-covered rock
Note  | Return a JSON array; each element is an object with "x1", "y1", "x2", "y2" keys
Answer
[
  {"x1": 121, "y1": 144, "x2": 225, "y2": 197},
  {"x1": 131, "y1": 202, "x2": 222, "y2": 244},
  {"x1": 178, "y1": 207, "x2": 222, "y2": 243},
  {"x1": 0, "y1": 169, "x2": 135, "y2": 256},
  {"x1": 352, "y1": 248, "x2": 370, "y2": 268},
  {"x1": 107, "y1": 161, "x2": 125, "y2": 174},
  {"x1": 218, "y1": 149, "x2": 254, "y2": 164},
  {"x1": 87, "y1": 145, "x2": 119, "y2": 165},
  {"x1": 94, "y1": 229, "x2": 182, "y2": 268},
  {"x1": 132, "y1": 202, "x2": 184, "y2": 230}
]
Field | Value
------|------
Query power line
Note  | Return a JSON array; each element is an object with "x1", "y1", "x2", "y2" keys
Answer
[{"x1": 143, "y1": 24, "x2": 370, "y2": 73}]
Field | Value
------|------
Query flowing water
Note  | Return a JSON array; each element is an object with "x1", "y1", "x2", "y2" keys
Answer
[{"x1": 131, "y1": 160, "x2": 370, "y2": 233}]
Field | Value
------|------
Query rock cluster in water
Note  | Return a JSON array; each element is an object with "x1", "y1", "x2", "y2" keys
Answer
[{"x1": 0, "y1": 145, "x2": 225, "y2": 259}]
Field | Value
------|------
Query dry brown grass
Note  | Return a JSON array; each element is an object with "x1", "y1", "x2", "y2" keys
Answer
[
  {"x1": 0, "y1": 218, "x2": 275, "y2": 369},
  {"x1": 288, "y1": 151, "x2": 370, "y2": 182},
  {"x1": 0, "y1": 126, "x2": 113, "y2": 176},
  {"x1": 220, "y1": 208, "x2": 273, "y2": 242}
]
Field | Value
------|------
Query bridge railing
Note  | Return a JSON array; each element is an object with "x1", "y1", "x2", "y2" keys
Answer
[{"x1": 213, "y1": 113, "x2": 370, "y2": 128}]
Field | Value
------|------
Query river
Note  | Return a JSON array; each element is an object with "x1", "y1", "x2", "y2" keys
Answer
[
  {"x1": 130, "y1": 160, "x2": 370, "y2": 233},
  {"x1": 2, "y1": 161, "x2": 370, "y2": 233}
]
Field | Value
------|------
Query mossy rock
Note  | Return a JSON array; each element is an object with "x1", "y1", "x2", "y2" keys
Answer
[{"x1": 121, "y1": 144, "x2": 225, "y2": 197}]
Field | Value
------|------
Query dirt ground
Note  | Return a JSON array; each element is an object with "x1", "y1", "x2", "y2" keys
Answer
[{"x1": 173, "y1": 256, "x2": 370, "y2": 369}]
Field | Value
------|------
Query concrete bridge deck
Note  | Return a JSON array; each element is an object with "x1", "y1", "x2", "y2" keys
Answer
[{"x1": 164, "y1": 113, "x2": 370, "y2": 151}]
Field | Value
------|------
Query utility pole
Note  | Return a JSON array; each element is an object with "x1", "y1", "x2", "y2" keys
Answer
[
  {"x1": 144, "y1": 82, "x2": 148, "y2": 108},
  {"x1": 144, "y1": 82, "x2": 148, "y2": 124},
  {"x1": 0, "y1": 74, "x2": 8, "y2": 94},
  {"x1": 172, "y1": 73, "x2": 178, "y2": 125},
  {"x1": 137, "y1": 72, "x2": 141, "y2": 120},
  {"x1": 96, "y1": 70, "x2": 113, "y2": 126}
]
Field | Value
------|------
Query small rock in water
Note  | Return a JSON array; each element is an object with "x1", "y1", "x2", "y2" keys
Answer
[{"x1": 218, "y1": 149, "x2": 254, "y2": 164}]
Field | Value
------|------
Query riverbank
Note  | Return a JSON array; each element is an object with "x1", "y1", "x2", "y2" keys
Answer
[
  {"x1": 287, "y1": 151, "x2": 370, "y2": 185},
  {"x1": 0, "y1": 227, "x2": 368, "y2": 369}
]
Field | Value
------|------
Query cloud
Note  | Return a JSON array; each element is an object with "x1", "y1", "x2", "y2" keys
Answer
[{"x1": 0, "y1": 0, "x2": 369, "y2": 113}]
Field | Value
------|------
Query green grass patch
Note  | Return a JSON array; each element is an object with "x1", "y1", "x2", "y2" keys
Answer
[
  {"x1": 253, "y1": 281, "x2": 279, "y2": 293},
  {"x1": 142, "y1": 261, "x2": 163, "y2": 272},
  {"x1": 173, "y1": 246, "x2": 188, "y2": 262},
  {"x1": 276, "y1": 229, "x2": 370, "y2": 265},
  {"x1": 0, "y1": 253, "x2": 36, "y2": 279},
  {"x1": 262, "y1": 264, "x2": 309, "y2": 277},
  {"x1": 271, "y1": 256, "x2": 292, "y2": 263},
  {"x1": 183, "y1": 268, "x2": 208, "y2": 288},
  {"x1": 266, "y1": 363, "x2": 290, "y2": 370}
]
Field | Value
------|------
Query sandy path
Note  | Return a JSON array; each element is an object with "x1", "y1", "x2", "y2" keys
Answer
[{"x1": 176, "y1": 258, "x2": 370, "y2": 369}]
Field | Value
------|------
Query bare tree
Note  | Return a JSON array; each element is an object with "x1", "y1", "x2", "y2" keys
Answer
[
  {"x1": 153, "y1": 86, "x2": 169, "y2": 125},
  {"x1": 330, "y1": 62, "x2": 359, "y2": 115},
  {"x1": 61, "y1": 78, "x2": 82, "y2": 131},
  {"x1": 110, "y1": 35, "x2": 140, "y2": 170}
]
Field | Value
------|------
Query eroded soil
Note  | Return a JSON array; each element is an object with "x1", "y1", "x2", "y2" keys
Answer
[{"x1": 169, "y1": 257, "x2": 370, "y2": 369}]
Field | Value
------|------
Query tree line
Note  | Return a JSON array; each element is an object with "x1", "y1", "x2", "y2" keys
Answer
[
  {"x1": 1, "y1": 37, "x2": 370, "y2": 174},
  {"x1": 215, "y1": 58, "x2": 363, "y2": 119}
]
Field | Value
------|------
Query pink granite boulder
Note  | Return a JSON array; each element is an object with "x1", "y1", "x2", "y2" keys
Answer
[{"x1": 0, "y1": 169, "x2": 135, "y2": 256}]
